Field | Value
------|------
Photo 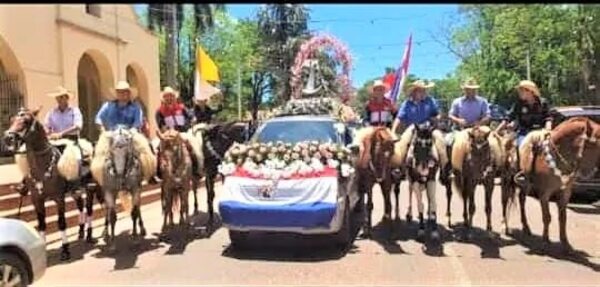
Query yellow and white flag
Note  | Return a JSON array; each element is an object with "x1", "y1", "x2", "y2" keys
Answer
[{"x1": 194, "y1": 44, "x2": 221, "y2": 101}]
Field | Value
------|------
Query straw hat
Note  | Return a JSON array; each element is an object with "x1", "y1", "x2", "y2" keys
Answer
[
  {"x1": 47, "y1": 86, "x2": 73, "y2": 99},
  {"x1": 161, "y1": 86, "x2": 179, "y2": 99},
  {"x1": 515, "y1": 80, "x2": 540, "y2": 97},
  {"x1": 112, "y1": 81, "x2": 137, "y2": 99},
  {"x1": 405, "y1": 80, "x2": 435, "y2": 95},
  {"x1": 461, "y1": 78, "x2": 480, "y2": 90},
  {"x1": 370, "y1": 80, "x2": 390, "y2": 94}
]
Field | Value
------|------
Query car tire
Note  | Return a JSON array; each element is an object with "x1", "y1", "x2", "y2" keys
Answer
[
  {"x1": 334, "y1": 198, "x2": 355, "y2": 250},
  {"x1": 0, "y1": 252, "x2": 29, "y2": 287},
  {"x1": 229, "y1": 230, "x2": 250, "y2": 250}
]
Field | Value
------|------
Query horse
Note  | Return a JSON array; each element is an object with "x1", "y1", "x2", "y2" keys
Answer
[
  {"x1": 91, "y1": 126, "x2": 155, "y2": 250},
  {"x1": 403, "y1": 122, "x2": 448, "y2": 240},
  {"x1": 157, "y1": 129, "x2": 192, "y2": 231},
  {"x1": 450, "y1": 125, "x2": 496, "y2": 238},
  {"x1": 355, "y1": 126, "x2": 397, "y2": 238},
  {"x1": 510, "y1": 117, "x2": 600, "y2": 251},
  {"x1": 200, "y1": 121, "x2": 251, "y2": 224},
  {"x1": 3, "y1": 107, "x2": 72, "y2": 260}
]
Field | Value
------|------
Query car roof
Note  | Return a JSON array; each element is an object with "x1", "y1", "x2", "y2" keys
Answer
[
  {"x1": 554, "y1": 106, "x2": 600, "y2": 117},
  {"x1": 264, "y1": 115, "x2": 336, "y2": 123}
]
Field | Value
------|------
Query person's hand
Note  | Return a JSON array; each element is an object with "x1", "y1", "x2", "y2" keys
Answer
[
  {"x1": 456, "y1": 118, "x2": 468, "y2": 128},
  {"x1": 48, "y1": 133, "x2": 62, "y2": 140}
]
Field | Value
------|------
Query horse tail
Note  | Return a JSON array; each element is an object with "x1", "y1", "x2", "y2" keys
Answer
[
  {"x1": 452, "y1": 169, "x2": 466, "y2": 199},
  {"x1": 172, "y1": 191, "x2": 181, "y2": 216},
  {"x1": 118, "y1": 190, "x2": 133, "y2": 214}
]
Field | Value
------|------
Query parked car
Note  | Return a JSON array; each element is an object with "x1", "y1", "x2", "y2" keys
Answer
[
  {"x1": 219, "y1": 115, "x2": 363, "y2": 249},
  {"x1": 0, "y1": 218, "x2": 46, "y2": 286},
  {"x1": 552, "y1": 106, "x2": 600, "y2": 199}
]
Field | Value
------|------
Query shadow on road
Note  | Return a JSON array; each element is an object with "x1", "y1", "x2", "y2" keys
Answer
[
  {"x1": 92, "y1": 232, "x2": 163, "y2": 271},
  {"x1": 154, "y1": 211, "x2": 222, "y2": 255},
  {"x1": 221, "y1": 233, "x2": 350, "y2": 262},
  {"x1": 451, "y1": 224, "x2": 518, "y2": 259},
  {"x1": 366, "y1": 218, "x2": 408, "y2": 255},
  {"x1": 567, "y1": 205, "x2": 600, "y2": 215},
  {"x1": 508, "y1": 229, "x2": 600, "y2": 272},
  {"x1": 46, "y1": 239, "x2": 99, "y2": 268}
]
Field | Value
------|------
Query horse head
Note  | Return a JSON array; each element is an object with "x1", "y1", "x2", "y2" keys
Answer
[
  {"x1": 365, "y1": 127, "x2": 396, "y2": 182},
  {"x1": 551, "y1": 117, "x2": 600, "y2": 179},
  {"x1": 467, "y1": 125, "x2": 492, "y2": 176},
  {"x1": 108, "y1": 125, "x2": 135, "y2": 176},
  {"x1": 3, "y1": 106, "x2": 44, "y2": 152},
  {"x1": 157, "y1": 129, "x2": 187, "y2": 183},
  {"x1": 411, "y1": 122, "x2": 436, "y2": 181}
]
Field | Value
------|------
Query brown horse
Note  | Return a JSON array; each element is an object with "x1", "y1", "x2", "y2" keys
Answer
[
  {"x1": 3, "y1": 107, "x2": 72, "y2": 260},
  {"x1": 356, "y1": 127, "x2": 397, "y2": 238},
  {"x1": 157, "y1": 129, "x2": 192, "y2": 231},
  {"x1": 511, "y1": 117, "x2": 600, "y2": 251},
  {"x1": 451, "y1": 126, "x2": 496, "y2": 238}
]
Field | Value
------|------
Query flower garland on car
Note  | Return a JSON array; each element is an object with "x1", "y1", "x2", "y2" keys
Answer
[{"x1": 218, "y1": 141, "x2": 356, "y2": 179}]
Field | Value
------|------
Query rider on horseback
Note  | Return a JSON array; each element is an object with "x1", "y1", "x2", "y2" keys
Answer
[
  {"x1": 446, "y1": 78, "x2": 491, "y2": 143},
  {"x1": 154, "y1": 86, "x2": 200, "y2": 178},
  {"x1": 496, "y1": 80, "x2": 554, "y2": 187},
  {"x1": 95, "y1": 81, "x2": 144, "y2": 132},
  {"x1": 365, "y1": 80, "x2": 397, "y2": 128},
  {"x1": 193, "y1": 96, "x2": 223, "y2": 124}
]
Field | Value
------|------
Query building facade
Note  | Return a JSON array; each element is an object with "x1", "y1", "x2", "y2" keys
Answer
[{"x1": 0, "y1": 4, "x2": 160, "y2": 144}]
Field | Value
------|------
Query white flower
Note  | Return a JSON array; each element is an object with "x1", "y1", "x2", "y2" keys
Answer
[
  {"x1": 327, "y1": 159, "x2": 340, "y2": 169},
  {"x1": 341, "y1": 163, "x2": 355, "y2": 177},
  {"x1": 218, "y1": 163, "x2": 236, "y2": 176}
]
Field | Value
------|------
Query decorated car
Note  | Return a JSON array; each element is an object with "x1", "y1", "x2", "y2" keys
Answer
[{"x1": 218, "y1": 33, "x2": 362, "y2": 249}]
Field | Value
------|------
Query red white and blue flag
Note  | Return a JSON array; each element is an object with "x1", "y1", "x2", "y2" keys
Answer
[{"x1": 385, "y1": 33, "x2": 413, "y2": 104}]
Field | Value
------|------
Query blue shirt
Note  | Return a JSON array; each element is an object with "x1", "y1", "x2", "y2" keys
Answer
[
  {"x1": 449, "y1": 95, "x2": 491, "y2": 125},
  {"x1": 397, "y1": 96, "x2": 440, "y2": 125},
  {"x1": 95, "y1": 101, "x2": 143, "y2": 131}
]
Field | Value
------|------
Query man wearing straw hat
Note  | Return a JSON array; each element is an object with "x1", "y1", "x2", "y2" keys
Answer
[
  {"x1": 44, "y1": 86, "x2": 84, "y2": 143},
  {"x1": 391, "y1": 79, "x2": 439, "y2": 134},
  {"x1": 95, "y1": 80, "x2": 144, "y2": 132},
  {"x1": 497, "y1": 79, "x2": 553, "y2": 186},
  {"x1": 154, "y1": 86, "x2": 199, "y2": 178},
  {"x1": 365, "y1": 79, "x2": 397, "y2": 128},
  {"x1": 445, "y1": 78, "x2": 491, "y2": 146}
]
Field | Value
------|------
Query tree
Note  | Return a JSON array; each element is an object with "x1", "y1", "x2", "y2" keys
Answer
[{"x1": 257, "y1": 4, "x2": 311, "y2": 104}]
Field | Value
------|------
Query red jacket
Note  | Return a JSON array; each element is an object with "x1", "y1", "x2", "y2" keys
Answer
[{"x1": 366, "y1": 98, "x2": 397, "y2": 124}]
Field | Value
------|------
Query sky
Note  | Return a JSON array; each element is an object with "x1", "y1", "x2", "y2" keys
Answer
[
  {"x1": 135, "y1": 4, "x2": 462, "y2": 89},
  {"x1": 227, "y1": 4, "x2": 462, "y2": 88}
]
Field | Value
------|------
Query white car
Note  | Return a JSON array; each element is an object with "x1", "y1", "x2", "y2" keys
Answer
[
  {"x1": 0, "y1": 218, "x2": 46, "y2": 287},
  {"x1": 219, "y1": 115, "x2": 363, "y2": 249}
]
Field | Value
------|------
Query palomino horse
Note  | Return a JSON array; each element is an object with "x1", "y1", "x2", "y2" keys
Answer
[
  {"x1": 3, "y1": 107, "x2": 72, "y2": 260},
  {"x1": 91, "y1": 126, "x2": 155, "y2": 250},
  {"x1": 451, "y1": 126, "x2": 496, "y2": 238},
  {"x1": 355, "y1": 126, "x2": 397, "y2": 238},
  {"x1": 510, "y1": 117, "x2": 600, "y2": 251},
  {"x1": 201, "y1": 122, "x2": 251, "y2": 224},
  {"x1": 403, "y1": 122, "x2": 448, "y2": 240},
  {"x1": 157, "y1": 129, "x2": 193, "y2": 230}
]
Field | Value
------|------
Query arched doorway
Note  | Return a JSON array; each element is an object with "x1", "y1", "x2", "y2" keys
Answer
[
  {"x1": 77, "y1": 50, "x2": 113, "y2": 141},
  {"x1": 126, "y1": 63, "x2": 149, "y2": 117},
  {"x1": 0, "y1": 36, "x2": 26, "y2": 163}
]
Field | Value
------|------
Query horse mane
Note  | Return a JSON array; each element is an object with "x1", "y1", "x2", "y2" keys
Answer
[
  {"x1": 355, "y1": 126, "x2": 393, "y2": 169},
  {"x1": 488, "y1": 131, "x2": 505, "y2": 168},
  {"x1": 91, "y1": 131, "x2": 113, "y2": 186},
  {"x1": 392, "y1": 125, "x2": 414, "y2": 167},
  {"x1": 57, "y1": 139, "x2": 94, "y2": 181},
  {"x1": 131, "y1": 130, "x2": 157, "y2": 182},
  {"x1": 518, "y1": 129, "x2": 550, "y2": 173},
  {"x1": 451, "y1": 126, "x2": 491, "y2": 171},
  {"x1": 550, "y1": 117, "x2": 589, "y2": 143}
]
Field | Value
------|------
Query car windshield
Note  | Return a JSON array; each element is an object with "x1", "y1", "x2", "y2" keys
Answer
[{"x1": 252, "y1": 120, "x2": 340, "y2": 144}]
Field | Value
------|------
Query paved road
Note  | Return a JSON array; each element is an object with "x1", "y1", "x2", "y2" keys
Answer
[{"x1": 35, "y1": 182, "x2": 600, "y2": 286}]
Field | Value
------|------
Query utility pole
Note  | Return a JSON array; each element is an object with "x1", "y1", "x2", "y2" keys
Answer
[{"x1": 526, "y1": 48, "x2": 531, "y2": 80}]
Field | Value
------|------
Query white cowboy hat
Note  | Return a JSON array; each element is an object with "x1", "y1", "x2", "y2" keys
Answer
[
  {"x1": 161, "y1": 86, "x2": 179, "y2": 99},
  {"x1": 461, "y1": 78, "x2": 480, "y2": 90},
  {"x1": 405, "y1": 80, "x2": 435, "y2": 95},
  {"x1": 515, "y1": 80, "x2": 541, "y2": 97},
  {"x1": 47, "y1": 86, "x2": 73, "y2": 99},
  {"x1": 112, "y1": 81, "x2": 138, "y2": 99}
]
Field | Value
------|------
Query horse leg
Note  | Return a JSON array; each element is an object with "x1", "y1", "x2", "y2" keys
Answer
[
  {"x1": 394, "y1": 182, "x2": 401, "y2": 221},
  {"x1": 484, "y1": 179, "x2": 494, "y2": 233},
  {"x1": 406, "y1": 181, "x2": 413, "y2": 223},
  {"x1": 445, "y1": 173, "x2": 453, "y2": 227},
  {"x1": 206, "y1": 174, "x2": 215, "y2": 225},
  {"x1": 558, "y1": 191, "x2": 572, "y2": 251},
  {"x1": 415, "y1": 182, "x2": 425, "y2": 239},
  {"x1": 427, "y1": 180, "x2": 439, "y2": 240},
  {"x1": 34, "y1": 199, "x2": 47, "y2": 243},
  {"x1": 103, "y1": 191, "x2": 115, "y2": 245},
  {"x1": 501, "y1": 181, "x2": 511, "y2": 235},
  {"x1": 540, "y1": 192, "x2": 552, "y2": 244},
  {"x1": 519, "y1": 186, "x2": 531, "y2": 236},
  {"x1": 180, "y1": 189, "x2": 189, "y2": 226},
  {"x1": 468, "y1": 188, "x2": 476, "y2": 229},
  {"x1": 85, "y1": 186, "x2": 96, "y2": 243},
  {"x1": 74, "y1": 194, "x2": 86, "y2": 240},
  {"x1": 381, "y1": 181, "x2": 393, "y2": 238},
  {"x1": 57, "y1": 197, "x2": 71, "y2": 261},
  {"x1": 133, "y1": 188, "x2": 146, "y2": 237},
  {"x1": 192, "y1": 178, "x2": 199, "y2": 214}
]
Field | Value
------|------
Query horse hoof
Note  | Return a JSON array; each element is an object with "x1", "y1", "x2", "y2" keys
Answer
[
  {"x1": 523, "y1": 227, "x2": 532, "y2": 236},
  {"x1": 561, "y1": 243, "x2": 574, "y2": 255},
  {"x1": 60, "y1": 245, "x2": 71, "y2": 261},
  {"x1": 406, "y1": 214, "x2": 413, "y2": 223},
  {"x1": 140, "y1": 228, "x2": 147, "y2": 237},
  {"x1": 78, "y1": 225, "x2": 85, "y2": 240},
  {"x1": 431, "y1": 230, "x2": 440, "y2": 241}
]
